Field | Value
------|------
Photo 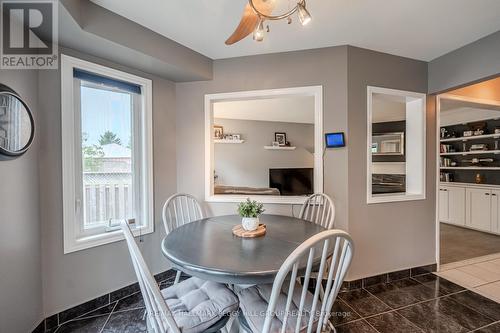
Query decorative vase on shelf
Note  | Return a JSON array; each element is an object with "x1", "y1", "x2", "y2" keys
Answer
[
  {"x1": 475, "y1": 173, "x2": 483, "y2": 184},
  {"x1": 237, "y1": 198, "x2": 265, "y2": 231}
]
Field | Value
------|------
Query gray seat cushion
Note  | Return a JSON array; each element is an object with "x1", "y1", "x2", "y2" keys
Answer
[
  {"x1": 160, "y1": 277, "x2": 239, "y2": 333},
  {"x1": 237, "y1": 282, "x2": 321, "y2": 333}
]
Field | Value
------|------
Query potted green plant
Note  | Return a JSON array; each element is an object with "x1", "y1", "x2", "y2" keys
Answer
[{"x1": 237, "y1": 198, "x2": 265, "y2": 231}]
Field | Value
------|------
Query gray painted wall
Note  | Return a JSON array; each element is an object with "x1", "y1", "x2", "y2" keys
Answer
[
  {"x1": 347, "y1": 47, "x2": 435, "y2": 279},
  {"x1": 428, "y1": 31, "x2": 500, "y2": 93},
  {"x1": 176, "y1": 45, "x2": 435, "y2": 281},
  {"x1": 0, "y1": 71, "x2": 43, "y2": 332},
  {"x1": 214, "y1": 118, "x2": 314, "y2": 188},
  {"x1": 175, "y1": 46, "x2": 350, "y2": 226},
  {"x1": 38, "y1": 47, "x2": 177, "y2": 315}
]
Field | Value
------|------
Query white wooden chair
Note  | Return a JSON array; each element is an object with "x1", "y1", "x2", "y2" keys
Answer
[
  {"x1": 120, "y1": 220, "x2": 239, "y2": 333},
  {"x1": 299, "y1": 193, "x2": 336, "y2": 229},
  {"x1": 162, "y1": 193, "x2": 204, "y2": 283},
  {"x1": 237, "y1": 229, "x2": 354, "y2": 333}
]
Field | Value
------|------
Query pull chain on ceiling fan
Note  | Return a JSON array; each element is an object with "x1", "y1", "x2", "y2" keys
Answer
[{"x1": 225, "y1": 0, "x2": 312, "y2": 45}]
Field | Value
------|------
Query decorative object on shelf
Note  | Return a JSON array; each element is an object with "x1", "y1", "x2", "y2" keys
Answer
[
  {"x1": 272, "y1": 141, "x2": 279, "y2": 147},
  {"x1": 475, "y1": 173, "x2": 484, "y2": 184},
  {"x1": 237, "y1": 198, "x2": 265, "y2": 231},
  {"x1": 225, "y1": 0, "x2": 312, "y2": 45},
  {"x1": 274, "y1": 132, "x2": 287, "y2": 146},
  {"x1": 474, "y1": 129, "x2": 485, "y2": 136},
  {"x1": 463, "y1": 158, "x2": 494, "y2": 165},
  {"x1": 0, "y1": 83, "x2": 35, "y2": 159},
  {"x1": 213, "y1": 125, "x2": 223, "y2": 139},
  {"x1": 214, "y1": 133, "x2": 244, "y2": 143},
  {"x1": 495, "y1": 128, "x2": 500, "y2": 134},
  {"x1": 463, "y1": 130, "x2": 473, "y2": 137},
  {"x1": 470, "y1": 144, "x2": 488, "y2": 151},
  {"x1": 440, "y1": 128, "x2": 447, "y2": 139}
]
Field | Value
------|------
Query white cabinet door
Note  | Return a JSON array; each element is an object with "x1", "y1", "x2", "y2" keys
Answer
[
  {"x1": 466, "y1": 188, "x2": 492, "y2": 232},
  {"x1": 439, "y1": 187, "x2": 449, "y2": 222},
  {"x1": 448, "y1": 187, "x2": 465, "y2": 226},
  {"x1": 492, "y1": 190, "x2": 500, "y2": 234}
]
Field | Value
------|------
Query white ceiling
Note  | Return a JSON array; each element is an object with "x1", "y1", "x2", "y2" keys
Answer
[
  {"x1": 91, "y1": 0, "x2": 500, "y2": 60},
  {"x1": 214, "y1": 96, "x2": 314, "y2": 123}
]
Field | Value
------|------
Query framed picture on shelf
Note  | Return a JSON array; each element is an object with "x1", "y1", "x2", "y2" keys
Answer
[
  {"x1": 213, "y1": 125, "x2": 223, "y2": 139},
  {"x1": 275, "y1": 132, "x2": 287, "y2": 146}
]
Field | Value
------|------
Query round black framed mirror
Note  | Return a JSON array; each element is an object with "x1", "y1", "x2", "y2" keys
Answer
[{"x1": 0, "y1": 84, "x2": 35, "y2": 158}]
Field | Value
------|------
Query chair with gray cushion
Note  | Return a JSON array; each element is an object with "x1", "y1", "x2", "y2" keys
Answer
[
  {"x1": 162, "y1": 193, "x2": 204, "y2": 284},
  {"x1": 120, "y1": 220, "x2": 239, "y2": 333},
  {"x1": 299, "y1": 193, "x2": 335, "y2": 229},
  {"x1": 237, "y1": 229, "x2": 354, "y2": 333}
]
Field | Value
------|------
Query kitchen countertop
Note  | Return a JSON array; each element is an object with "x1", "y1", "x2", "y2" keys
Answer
[{"x1": 440, "y1": 182, "x2": 500, "y2": 189}]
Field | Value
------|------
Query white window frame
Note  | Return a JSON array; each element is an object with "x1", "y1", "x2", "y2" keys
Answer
[
  {"x1": 367, "y1": 86, "x2": 427, "y2": 204},
  {"x1": 204, "y1": 86, "x2": 323, "y2": 204},
  {"x1": 61, "y1": 54, "x2": 154, "y2": 254}
]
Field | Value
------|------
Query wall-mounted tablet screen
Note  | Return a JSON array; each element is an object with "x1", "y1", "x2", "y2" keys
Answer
[{"x1": 325, "y1": 132, "x2": 345, "y2": 148}]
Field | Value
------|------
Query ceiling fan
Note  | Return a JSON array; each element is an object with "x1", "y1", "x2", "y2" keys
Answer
[{"x1": 225, "y1": 0, "x2": 312, "y2": 45}]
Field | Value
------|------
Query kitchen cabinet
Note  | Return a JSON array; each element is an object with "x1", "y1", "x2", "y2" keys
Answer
[
  {"x1": 448, "y1": 187, "x2": 465, "y2": 226},
  {"x1": 466, "y1": 188, "x2": 493, "y2": 232},
  {"x1": 491, "y1": 190, "x2": 500, "y2": 233},
  {"x1": 441, "y1": 183, "x2": 500, "y2": 235},
  {"x1": 439, "y1": 187, "x2": 449, "y2": 223},
  {"x1": 439, "y1": 186, "x2": 465, "y2": 226}
]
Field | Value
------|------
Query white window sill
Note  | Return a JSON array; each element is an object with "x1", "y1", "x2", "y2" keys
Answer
[
  {"x1": 64, "y1": 225, "x2": 153, "y2": 254},
  {"x1": 367, "y1": 193, "x2": 426, "y2": 204}
]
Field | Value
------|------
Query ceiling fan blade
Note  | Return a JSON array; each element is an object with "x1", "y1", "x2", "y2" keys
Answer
[{"x1": 225, "y1": 0, "x2": 276, "y2": 45}]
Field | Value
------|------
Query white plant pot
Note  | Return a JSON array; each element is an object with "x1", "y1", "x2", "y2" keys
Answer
[{"x1": 241, "y1": 217, "x2": 260, "y2": 231}]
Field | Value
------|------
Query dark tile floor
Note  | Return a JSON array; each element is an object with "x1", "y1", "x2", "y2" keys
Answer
[
  {"x1": 441, "y1": 223, "x2": 500, "y2": 264},
  {"x1": 49, "y1": 274, "x2": 500, "y2": 333}
]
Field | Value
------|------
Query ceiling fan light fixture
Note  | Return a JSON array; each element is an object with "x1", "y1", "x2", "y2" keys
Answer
[
  {"x1": 297, "y1": 2, "x2": 312, "y2": 26},
  {"x1": 253, "y1": 18, "x2": 265, "y2": 41}
]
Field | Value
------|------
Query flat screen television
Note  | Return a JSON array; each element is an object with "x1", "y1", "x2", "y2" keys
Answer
[{"x1": 269, "y1": 168, "x2": 314, "y2": 196}]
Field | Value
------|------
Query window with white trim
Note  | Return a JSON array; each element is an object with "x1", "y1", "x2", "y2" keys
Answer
[{"x1": 61, "y1": 55, "x2": 153, "y2": 253}]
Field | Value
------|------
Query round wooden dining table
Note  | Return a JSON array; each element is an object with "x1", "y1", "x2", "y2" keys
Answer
[{"x1": 161, "y1": 214, "x2": 326, "y2": 285}]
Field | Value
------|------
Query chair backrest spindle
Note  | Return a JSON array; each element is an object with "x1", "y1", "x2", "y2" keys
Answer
[
  {"x1": 162, "y1": 193, "x2": 204, "y2": 234},
  {"x1": 299, "y1": 194, "x2": 336, "y2": 229},
  {"x1": 261, "y1": 230, "x2": 354, "y2": 333}
]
